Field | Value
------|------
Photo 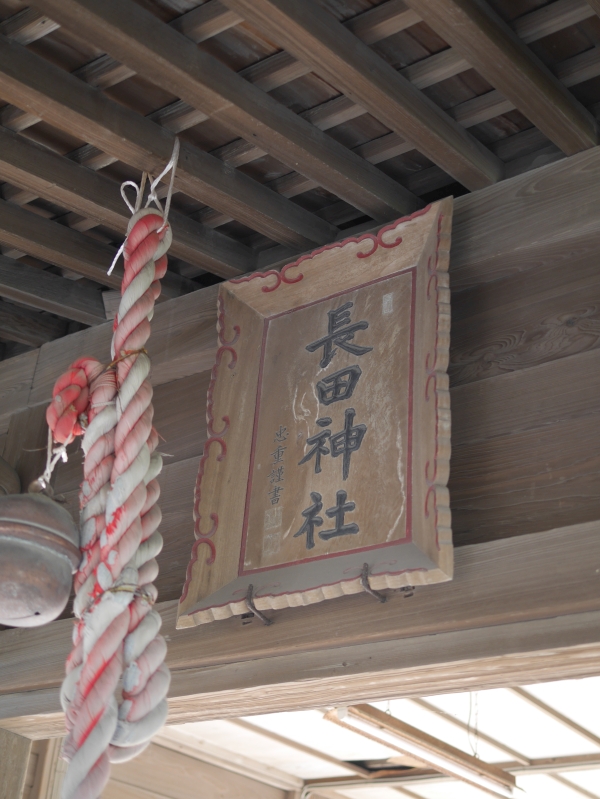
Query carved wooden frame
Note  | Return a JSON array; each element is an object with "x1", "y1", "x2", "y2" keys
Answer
[{"x1": 177, "y1": 199, "x2": 453, "y2": 627}]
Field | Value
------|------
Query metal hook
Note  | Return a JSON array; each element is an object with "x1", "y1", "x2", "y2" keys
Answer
[
  {"x1": 245, "y1": 584, "x2": 273, "y2": 626},
  {"x1": 361, "y1": 563, "x2": 387, "y2": 603}
]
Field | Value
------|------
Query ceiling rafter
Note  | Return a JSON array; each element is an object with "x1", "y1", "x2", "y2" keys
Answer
[
  {"x1": 0, "y1": 127, "x2": 252, "y2": 279},
  {"x1": 0, "y1": 6, "x2": 59, "y2": 44},
  {"x1": 0, "y1": 255, "x2": 106, "y2": 326},
  {"x1": 1, "y1": 0, "x2": 592, "y2": 238},
  {"x1": 509, "y1": 687, "x2": 600, "y2": 749},
  {"x1": 0, "y1": 199, "x2": 194, "y2": 299},
  {"x1": 402, "y1": 0, "x2": 598, "y2": 155},
  {"x1": 219, "y1": 0, "x2": 503, "y2": 190},
  {"x1": 31, "y1": 0, "x2": 423, "y2": 222},
  {"x1": 0, "y1": 35, "x2": 337, "y2": 251},
  {"x1": 0, "y1": 298, "x2": 67, "y2": 347}
]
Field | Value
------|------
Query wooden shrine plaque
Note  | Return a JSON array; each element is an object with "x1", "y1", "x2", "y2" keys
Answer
[{"x1": 177, "y1": 199, "x2": 453, "y2": 627}]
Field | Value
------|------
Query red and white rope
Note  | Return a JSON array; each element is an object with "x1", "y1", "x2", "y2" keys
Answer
[{"x1": 45, "y1": 146, "x2": 178, "y2": 799}]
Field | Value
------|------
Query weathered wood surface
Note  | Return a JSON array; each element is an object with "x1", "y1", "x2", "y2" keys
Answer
[
  {"x1": 0, "y1": 32, "x2": 337, "y2": 251},
  {"x1": 450, "y1": 146, "x2": 600, "y2": 289},
  {"x1": 0, "y1": 728, "x2": 32, "y2": 799},
  {"x1": 1, "y1": 522, "x2": 599, "y2": 706},
  {"x1": 104, "y1": 742, "x2": 286, "y2": 799},
  {"x1": 0, "y1": 256, "x2": 106, "y2": 327},
  {"x1": 0, "y1": 523, "x2": 600, "y2": 737},
  {"x1": 403, "y1": 0, "x2": 598, "y2": 155},
  {"x1": 222, "y1": 0, "x2": 502, "y2": 191},
  {"x1": 0, "y1": 302, "x2": 66, "y2": 348}
]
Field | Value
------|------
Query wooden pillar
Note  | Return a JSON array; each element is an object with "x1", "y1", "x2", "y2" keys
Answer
[
  {"x1": 29, "y1": 739, "x2": 65, "y2": 799},
  {"x1": 0, "y1": 728, "x2": 32, "y2": 799}
]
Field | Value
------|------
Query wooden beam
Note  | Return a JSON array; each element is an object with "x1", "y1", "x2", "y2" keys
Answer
[
  {"x1": 0, "y1": 7, "x2": 58, "y2": 45},
  {"x1": 221, "y1": 0, "x2": 503, "y2": 191},
  {"x1": 0, "y1": 126, "x2": 253, "y2": 279},
  {"x1": 0, "y1": 199, "x2": 122, "y2": 289},
  {"x1": 0, "y1": 728, "x2": 32, "y2": 799},
  {"x1": 0, "y1": 256, "x2": 106, "y2": 326},
  {"x1": 0, "y1": 199, "x2": 195, "y2": 300},
  {"x1": 0, "y1": 35, "x2": 337, "y2": 251},
  {"x1": 2, "y1": 527, "x2": 600, "y2": 737},
  {"x1": 0, "y1": 301, "x2": 66, "y2": 348},
  {"x1": 31, "y1": 0, "x2": 422, "y2": 221},
  {"x1": 403, "y1": 0, "x2": 598, "y2": 155},
  {"x1": 585, "y1": 0, "x2": 600, "y2": 19},
  {"x1": 509, "y1": 687, "x2": 600, "y2": 748}
]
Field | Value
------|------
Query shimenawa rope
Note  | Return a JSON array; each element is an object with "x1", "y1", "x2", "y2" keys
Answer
[{"x1": 44, "y1": 140, "x2": 180, "y2": 799}]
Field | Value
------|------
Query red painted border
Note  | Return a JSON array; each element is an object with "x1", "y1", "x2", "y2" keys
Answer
[
  {"x1": 180, "y1": 294, "x2": 239, "y2": 603},
  {"x1": 229, "y1": 204, "x2": 431, "y2": 293},
  {"x1": 238, "y1": 267, "x2": 417, "y2": 577}
]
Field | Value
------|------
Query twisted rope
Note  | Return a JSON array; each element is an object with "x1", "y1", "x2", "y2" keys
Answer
[{"x1": 45, "y1": 147, "x2": 178, "y2": 799}]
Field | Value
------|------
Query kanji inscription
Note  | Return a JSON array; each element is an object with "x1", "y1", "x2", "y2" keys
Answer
[{"x1": 178, "y1": 200, "x2": 453, "y2": 627}]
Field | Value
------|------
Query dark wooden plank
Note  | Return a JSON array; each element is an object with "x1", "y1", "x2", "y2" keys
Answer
[
  {"x1": 0, "y1": 127, "x2": 254, "y2": 279},
  {"x1": 0, "y1": 199, "x2": 193, "y2": 301},
  {"x1": 28, "y1": 285, "x2": 220, "y2": 408},
  {"x1": 450, "y1": 280, "x2": 600, "y2": 385},
  {"x1": 404, "y1": 0, "x2": 598, "y2": 155},
  {"x1": 0, "y1": 199, "x2": 121, "y2": 289},
  {"x1": 0, "y1": 7, "x2": 58, "y2": 44},
  {"x1": 452, "y1": 348, "x2": 600, "y2": 446},
  {"x1": 3, "y1": 405, "x2": 51, "y2": 492},
  {"x1": 0, "y1": 34, "x2": 337, "y2": 251},
  {"x1": 222, "y1": 0, "x2": 503, "y2": 191},
  {"x1": 451, "y1": 145, "x2": 600, "y2": 289},
  {"x1": 451, "y1": 413, "x2": 600, "y2": 546},
  {"x1": 0, "y1": 256, "x2": 106, "y2": 326},
  {"x1": 0, "y1": 301, "x2": 67, "y2": 348},
  {"x1": 32, "y1": 0, "x2": 422, "y2": 222},
  {"x1": 0, "y1": 349, "x2": 38, "y2": 435}
]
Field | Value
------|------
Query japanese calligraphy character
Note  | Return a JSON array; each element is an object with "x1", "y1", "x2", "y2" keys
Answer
[
  {"x1": 319, "y1": 490, "x2": 359, "y2": 541},
  {"x1": 330, "y1": 408, "x2": 367, "y2": 481},
  {"x1": 274, "y1": 425, "x2": 289, "y2": 443},
  {"x1": 271, "y1": 445, "x2": 286, "y2": 464},
  {"x1": 306, "y1": 301, "x2": 373, "y2": 368},
  {"x1": 316, "y1": 365, "x2": 362, "y2": 405},
  {"x1": 293, "y1": 491, "x2": 323, "y2": 550},
  {"x1": 268, "y1": 485, "x2": 284, "y2": 505},
  {"x1": 298, "y1": 417, "x2": 331, "y2": 474},
  {"x1": 268, "y1": 465, "x2": 285, "y2": 483}
]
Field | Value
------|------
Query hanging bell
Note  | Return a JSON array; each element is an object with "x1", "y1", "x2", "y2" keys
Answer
[{"x1": 0, "y1": 473, "x2": 80, "y2": 627}]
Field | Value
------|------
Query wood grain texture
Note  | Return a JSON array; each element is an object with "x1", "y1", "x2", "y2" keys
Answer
[
  {"x1": 0, "y1": 33, "x2": 336, "y2": 251},
  {"x1": 3, "y1": 406, "x2": 52, "y2": 492},
  {"x1": 3, "y1": 610, "x2": 600, "y2": 737},
  {"x1": 0, "y1": 199, "x2": 122, "y2": 290},
  {"x1": 2, "y1": 522, "x2": 599, "y2": 704},
  {"x1": 403, "y1": 0, "x2": 598, "y2": 154},
  {"x1": 105, "y1": 742, "x2": 286, "y2": 799},
  {"x1": 28, "y1": 285, "x2": 220, "y2": 409},
  {"x1": 0, "y1": 303, "x2": 66, "y2": 348},
  {"x1": 451, "y1": 145, "x2": 600, "y2": 289},
  {"x1": 0, "y1": 728, "x2": 32, "y2": 799},
  {"x1": 450, "y1": 279, "x2": 600, "y2": 385},
  {"x1": 0, "y1": 256, "x2": 106, "y2": 326},
  {"x1": 179, "y1": 202, "x2": 453, "y2": 625},
  {"x1": 0, "y1": 349, "x2": 38, "y2": 435},
  {"x1": 222, "y1": 0, "x2": 502, "y2": 191},
  {"x1": 33, "y1": 0, "x2": 421, "y2": 222},
  {"x1": 0, "y1": 127, "x2": 252, "y2": 279}
]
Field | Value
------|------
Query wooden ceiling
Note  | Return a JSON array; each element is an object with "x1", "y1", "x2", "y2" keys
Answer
[{"x1": 0, "y1": 0, "x2": 599, "y2": 358}]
